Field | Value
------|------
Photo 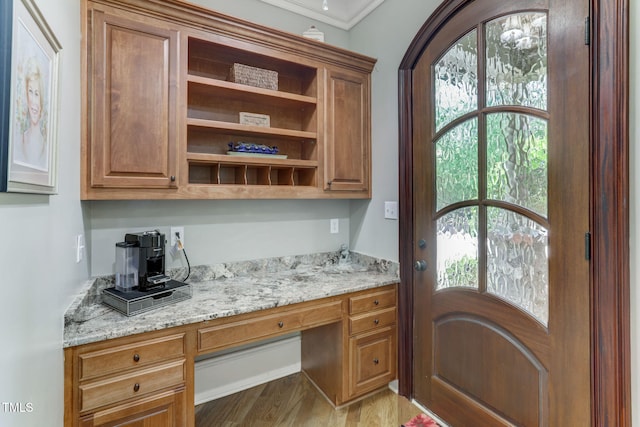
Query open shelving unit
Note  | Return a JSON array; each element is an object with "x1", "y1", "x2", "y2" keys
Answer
[{"x1": 186, "y1": 37, "x2": 319, "y2": 188}]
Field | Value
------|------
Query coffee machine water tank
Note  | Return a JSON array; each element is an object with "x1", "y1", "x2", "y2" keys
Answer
[{"x1": 115, "y1": 241, "x2": 139, "y2": 292}]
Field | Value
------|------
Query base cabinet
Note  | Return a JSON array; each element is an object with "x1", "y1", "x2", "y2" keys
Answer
[
  {"x1": 344, "y1": 287, "x2": 397, "y2": 403},
  {"x1": 65, "y1": 330, "x2": 191, "y2": 427},
  {"x1": 65, "y1": 286, "x2": 397, "y2": 425},
  {"x1": 79, "y1": 388, "x2": 186, "y2": 427},
  {"x1": 348, "y1": 327, "x2": 397, "y2": 399},
  {"x1": 301, "y1": 284, "x2": 398, "y2": 406}
]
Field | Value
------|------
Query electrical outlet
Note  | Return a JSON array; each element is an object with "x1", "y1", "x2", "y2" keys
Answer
[
  {"x1": 330, "y1": 218, "x2": 339, "y2": 234},
  {"x1": 384, "y1": 201, "x2": 399, "y2": 220},
  {"x1": 170, "y1": 226, "x2": 185, "y2": 248}
]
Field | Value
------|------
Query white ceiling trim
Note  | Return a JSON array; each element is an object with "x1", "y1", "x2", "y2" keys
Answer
[{"x1": 259, "y1": 0, "x2": 386, "y2": 30}]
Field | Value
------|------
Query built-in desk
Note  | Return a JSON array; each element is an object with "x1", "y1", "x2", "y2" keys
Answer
[{"x1": 63, "y1": 253, "x2": 398, "y2": 426}]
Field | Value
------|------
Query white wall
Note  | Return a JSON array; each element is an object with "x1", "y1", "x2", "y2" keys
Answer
[
  {"x1": 348, "y1": 0, "x2": 440, "y2": 261},
  {"x1": 0, "y1": 0, "x2": 87, "y2": 425},
  {"x1": 89, "y1": 200, "x2": 351, "y2": 275}
]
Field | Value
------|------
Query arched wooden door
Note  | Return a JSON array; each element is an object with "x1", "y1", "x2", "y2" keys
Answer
[{"x1": 402, "y1": 0, "x2": 592, "y2": 425}]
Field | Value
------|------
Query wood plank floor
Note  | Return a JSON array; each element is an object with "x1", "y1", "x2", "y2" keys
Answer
[{"x1": 195, "y1": 373, "x2": 423, "y2": 427}]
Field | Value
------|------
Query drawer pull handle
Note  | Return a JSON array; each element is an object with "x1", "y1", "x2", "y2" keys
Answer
[
  {"x1": 133, "y1": 383, "x2": 140, "y2": 392},
  {"x1": 374, "y1": 299, "x2": 379, "y2": 305},
  {"x1": 374, "y1": 319, "x2": 380, "y2": 325},
  {"x1": 133, "y1": 353, "x2": 140, "y2": 362},
  {"x1": 373, "y1": 358, "x2": 379, "y2": 365},
  {"x1": 278, "y1": 321, "x2": 284, "y2": 328}
]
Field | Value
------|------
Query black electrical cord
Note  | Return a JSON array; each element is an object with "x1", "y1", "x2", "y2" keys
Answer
[
  {"x1": 174, "y1": 231, "x2": 191, "y2": 282},
  {"x1": 181, "y1": 247, "x2": 191, "y2": 282}
]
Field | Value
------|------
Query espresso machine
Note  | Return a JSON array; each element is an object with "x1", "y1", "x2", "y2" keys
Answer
[
  {"x1": 105, "y1": 229, "x2": 191, "y2": 316},
  {"x1": 123, "y1": 230, "x2": 170, "y2": 291}
]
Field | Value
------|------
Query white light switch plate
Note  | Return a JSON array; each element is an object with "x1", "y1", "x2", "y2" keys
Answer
[
  {"x1": 330, "y1": 218, "x2": 339, "y2": 234},
  {"x1": 384, "y1": 201, "x2": 398, "y2": 220},
  {"x1": 75, "y1": 234, "x2": 84, "y2": 263}
]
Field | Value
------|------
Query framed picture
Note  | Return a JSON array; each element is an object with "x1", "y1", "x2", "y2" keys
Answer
[
  {"x1": 0, "y1": 0, "x2": 61, "y2": 194},
  {"x1": 239, "y1": 112, "x2": 271, "y2": 128}
]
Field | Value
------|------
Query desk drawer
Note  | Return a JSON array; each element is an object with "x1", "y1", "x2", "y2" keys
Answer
[
  {"x1": 349, "y1": 307, "x2": 396, "y2": 335},
  {"x1": 79, "y1": 359, "x2": 185, "y2": 412},
  {"x1": 349, "y1": 288, "x2": 396, "y2": 315},
  {"x1": 198, "y1": 300, "x2": 342, "y2": 353},
  {"x1": 79, "y1": 334, "x2": 185, "y2": 380}
]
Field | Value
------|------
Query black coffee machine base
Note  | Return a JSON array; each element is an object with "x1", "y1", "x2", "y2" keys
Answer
[{"x1": 102, "y1": 280, "x2": 191, "y2": 316}]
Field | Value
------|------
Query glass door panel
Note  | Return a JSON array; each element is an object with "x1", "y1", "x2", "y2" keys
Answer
[
  {"x1": 486, "y1": 207, "x2": 549, "y2": 325},
  {"x1": 437, "y1": 207, "x2": 479, "y2": 290},
  {"x1": 435, "y1": 30, "x2": 478, "y2": 132},
  {"x1": 486, "y1": 113, "x2": 548, "y2": 217},
  {"x1": 436, "y1": 119, "x2": 478, "y2": 210},
  {"x1": 485, "y1": 12, "x2": 547, "y2": 109}
]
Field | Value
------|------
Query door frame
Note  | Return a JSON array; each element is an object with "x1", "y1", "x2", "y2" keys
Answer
[{"x1": 397, "y1": 0, "x2": 630, "y2": 425}]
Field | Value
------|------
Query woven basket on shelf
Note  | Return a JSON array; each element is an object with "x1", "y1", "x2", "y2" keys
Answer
[{"x1": 229, "y1": 63, "x2": 278, "y2": 90}]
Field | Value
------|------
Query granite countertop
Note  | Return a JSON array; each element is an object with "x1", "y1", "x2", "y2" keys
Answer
[{"x1": 63, "y1": 251, "x2": 399, "y2": 348}]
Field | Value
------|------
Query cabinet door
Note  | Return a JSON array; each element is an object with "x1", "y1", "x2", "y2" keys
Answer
[
  {"x1": 79, "y1": 387, "x2": 186, "y2": 427},
  {"x1": 89, "y1": 8, "x2": 179, "y2": 189},
  {"x1": 348, "y1": 326, "x2": 396, "y2": 399},
  {"x1": 323, "y1": 68, "x2": 371, "y2": 195}
]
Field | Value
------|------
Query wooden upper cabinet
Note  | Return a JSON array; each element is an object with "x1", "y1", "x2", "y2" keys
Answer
[
  {"x1": 81, "y1": 0, "x2": 375, "y2": 200},
  {"x1": 324, "y1": 68, "x2": 371, "y2": 195},
  {"x1": 84, "y1": 6, "x2": 179, "y2": 196}
]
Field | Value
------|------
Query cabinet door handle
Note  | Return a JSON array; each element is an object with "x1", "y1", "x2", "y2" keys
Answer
[
  {"x1": 374, "y1": 319, "x2": 379, "y2": 325},
  {"x1": 133, "y1": 383, "x2": 140, "y2": 392},
  {"x1": 278, "y1": 321, "x2": 284, "y2": 328},
  {"x1": 133, "y1": 353, "x2": 140, "y2": 362},
  {"x1": 170, "y1": 175, "x2": 176, "y2": 182},
  {"x1": 373, "y1": 358, "x2": 379, "y2": 365},
  {"x1": 374, "y1": 299, "x2": 379, "y2": 306}
]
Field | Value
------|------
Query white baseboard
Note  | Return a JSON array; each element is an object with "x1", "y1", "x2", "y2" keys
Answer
[{"x1": 194, "y1": 334, "x2": 301, "y2": 405}]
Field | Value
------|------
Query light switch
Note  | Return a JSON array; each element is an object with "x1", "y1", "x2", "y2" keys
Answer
[
  {"x1": 384, "y1": 201, "x2": 398, "y2": 220},
  {"x1": 76, "y1": 234, "x2": 85, "y2": 263}
]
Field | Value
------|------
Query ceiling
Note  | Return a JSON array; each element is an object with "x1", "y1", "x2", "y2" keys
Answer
[{"x1": 259, "y1": 0, "x2": 386, "y2": 30}]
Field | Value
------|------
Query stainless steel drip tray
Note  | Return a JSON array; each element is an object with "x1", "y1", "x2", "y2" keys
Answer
[{"x1": 102, "y1": 280, "x2": 192, "y2": 316}]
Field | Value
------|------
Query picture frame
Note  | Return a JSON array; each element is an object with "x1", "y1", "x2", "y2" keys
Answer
[
  {"x1": 239, "y1": 111, "x2": 271, "y2": 128},
  {"x1": 0, "y1": 0, "x2": 61, "y2": 194}
]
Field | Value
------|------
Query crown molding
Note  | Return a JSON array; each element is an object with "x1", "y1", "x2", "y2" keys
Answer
[{"x1": 259, "y1": 0, "x2": 385, "y2": 30}]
